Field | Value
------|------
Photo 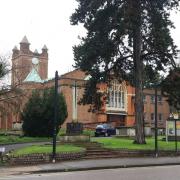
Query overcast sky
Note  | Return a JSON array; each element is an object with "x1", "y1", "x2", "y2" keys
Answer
[{"x1": 0, "y1": 0, "x2": 179, "y2": 79}]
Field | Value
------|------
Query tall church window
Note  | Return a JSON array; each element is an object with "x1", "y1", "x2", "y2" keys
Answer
[
  {"x1": 107, "y1": 81, "x2": 127, "y2": 111},
  {"x1": 122, "y1": 91, "x2": 125, "y2": 108}
]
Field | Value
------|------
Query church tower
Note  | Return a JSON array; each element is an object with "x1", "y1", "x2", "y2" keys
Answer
[{"x1": 11, "y1": 36, "x2": 48, "y2": 86}]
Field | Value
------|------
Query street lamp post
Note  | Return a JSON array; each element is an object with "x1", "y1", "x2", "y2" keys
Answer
[
  {"x1": 175, "y1": 117, "x2": 177, "y2": 153},
  {"x1": 154, "y1": 84, "x2": 158, "y2": 157},
  {"x1": 52, "y1": 71, "x2": 58, "y2": 163}
]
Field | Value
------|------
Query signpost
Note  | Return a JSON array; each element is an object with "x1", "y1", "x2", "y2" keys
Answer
[
  {"x1": 0, "y1": 147, "x2": 5, "y2": 153},
  {"x1": 0, "y1": 147, "x2": 5, "y2": 162},
  {"x1": 166, "y1": 113, "x2": 180, "y2": 153},
  {"x1": 173, "y1": 114, "x2": 179, "y2": 153}
]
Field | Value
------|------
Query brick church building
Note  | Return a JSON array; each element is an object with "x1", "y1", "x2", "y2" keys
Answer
[{"x1": 0, "y1": 37, "x2": 170, "y2": 135}]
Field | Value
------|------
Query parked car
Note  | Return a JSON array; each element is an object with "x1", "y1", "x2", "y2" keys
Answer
[{"x1": 95, "y1": 123, "x2": 116, "y2": 137}]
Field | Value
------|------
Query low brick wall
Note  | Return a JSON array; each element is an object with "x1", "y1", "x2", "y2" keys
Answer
[
  {"x1": 111, "y1": 149, "x2": 180, "y2": 157},
  {"x1": 8, "y1": 152, "x2": 85, "y2": 165},
  {"x1": 4, "y1": 149, "x2": 180, "y2": 165}
]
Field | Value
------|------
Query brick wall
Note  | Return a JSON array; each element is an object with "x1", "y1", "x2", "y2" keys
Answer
[{"x1": 8, "y1": 152, "x2": 85, "y2": 165}]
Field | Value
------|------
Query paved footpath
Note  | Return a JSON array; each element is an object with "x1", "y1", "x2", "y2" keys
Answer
[
  {"x1": 2, "y1": 142, "x2": 49, "y2": 153},
  {"x1": 1, "y1": 156, "x2": 180, "y2": 177}
]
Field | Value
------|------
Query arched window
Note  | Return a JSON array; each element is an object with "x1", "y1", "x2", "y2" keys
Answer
[{"x1": 107, "y1": 81, "x2": 127, "y2": 111}]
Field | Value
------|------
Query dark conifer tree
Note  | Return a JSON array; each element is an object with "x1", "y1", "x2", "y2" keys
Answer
[
  {"x1": 162, "y1": 67, "x2": 180, "y2": 111},
  {"x1": 22, "y1": 89, "x2": 68, "y2": 137},
  {"x1": 71, "y1": 0, "x2": 180, "y2": 144}
]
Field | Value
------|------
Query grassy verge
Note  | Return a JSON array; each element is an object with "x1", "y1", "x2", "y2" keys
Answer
[
  {"x1": 0, "y1": 129, "x2": 95, "y2": 145},
  {"x1": 11, "y1": 144, "x2": 85, "y2": 156},
  {"x1": 92, "y1": 137, "x2": 180, "y2": 150},
  {"x1": 0, "y1": 135, "x2": 50, "y2": 145}
]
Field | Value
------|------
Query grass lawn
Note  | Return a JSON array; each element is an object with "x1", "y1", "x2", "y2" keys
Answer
[
  {"x1": 0, "y1": 128, "x2": 94, "y2": 145},
  {"x1": 0, "y1": 135, "x2": 51, "y2": 145},
  {"x1": 11, "y1": 144, "x2": 85, "y2": 156},
  {"x1": 92, "y1": 137, "x2": 180, "y2": 150}
]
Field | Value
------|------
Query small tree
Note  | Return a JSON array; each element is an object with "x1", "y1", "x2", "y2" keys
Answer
[
  {"x1": 22, "y1": 89, "x2": 68, "y2": 137},
  {"x1": 0, "y1": 55, "x2": 9, "y2": 80}
]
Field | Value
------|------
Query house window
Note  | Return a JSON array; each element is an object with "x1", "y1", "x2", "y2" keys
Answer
[
  {"x1": 109, "y1": 89, "x2": 114, "y2": 107},
  {"x1": 151, "y1": 95, "x2": 155, "y2": 103},
  {"x1": 122, "y1": 91, "x2": 125, "y2": 108},
  {"x1": 144, "y1": 112, "x2": 147, "y2": 121},
  {"x1": 158, "y1": 96, "x2": 162, "y2": 103},
  {"x1": 143, "y1": 95, "x2": 146, "y2": 103},
  {"x1": 107, "y1": 81, "x2": 126, "y2": 110},
  {"x1": 151, "y1": 113, "x2": 154, "y2": 121},
  {"x1": 158, "y1": 113, "x2": 163, "y2": 121}
]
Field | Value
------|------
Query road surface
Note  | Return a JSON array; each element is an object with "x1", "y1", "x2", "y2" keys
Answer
[{"x1": 0, "y1": 165, "x2": 180, "y2": 180}]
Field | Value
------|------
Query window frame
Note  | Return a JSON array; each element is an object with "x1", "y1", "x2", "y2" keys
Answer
[{"x1": 107, "y1": 81, "x2": 127, "y2": 111}]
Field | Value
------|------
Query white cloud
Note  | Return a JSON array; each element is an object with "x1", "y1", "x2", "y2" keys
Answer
[{"x1": 0, "y1": 0, "x2": 86, "y2": 78}]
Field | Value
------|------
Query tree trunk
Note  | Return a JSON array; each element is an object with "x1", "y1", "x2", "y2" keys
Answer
[{"x1": 133, "y1": 0, "x2": 146, "y2": 144}]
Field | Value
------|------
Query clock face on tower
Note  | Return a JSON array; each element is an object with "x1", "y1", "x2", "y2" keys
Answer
[{"x1": 32, "y1": 57, "x2": 39, "y2": 65}]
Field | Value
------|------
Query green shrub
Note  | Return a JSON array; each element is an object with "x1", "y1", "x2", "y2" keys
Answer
[
  {"x1": 83, "y1": 129, "x2": 94, "y2": 137},
  {"x1": 58, "y1": 128, "x2": 66, "y2": 136},
  {"x1": 22, "y1": 88, "x2": 68, "y2": 137}
]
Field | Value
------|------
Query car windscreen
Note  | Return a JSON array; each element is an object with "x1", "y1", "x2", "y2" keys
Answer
[
  {"x1": 103, "y1": 124, "x2": 113, "y2": 128},
  {"x1": 96, "y1": 124, "x2": 113, "y2": 129},
  {"x1": 96, "y1": 125, "x2": 104, "y2": 129}
]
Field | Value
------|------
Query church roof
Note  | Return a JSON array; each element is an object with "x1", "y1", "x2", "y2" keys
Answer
[
  {"x1": 20, "y1": 36, "x2": 30, "y2": 44},
  {"x1": 24, "y1": 68, "x2": 43, "y2": 83}
]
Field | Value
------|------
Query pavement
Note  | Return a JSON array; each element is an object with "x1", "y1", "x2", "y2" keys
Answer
[{"x1": 1, "y1": 156, "x2": 180, "y2": 177}]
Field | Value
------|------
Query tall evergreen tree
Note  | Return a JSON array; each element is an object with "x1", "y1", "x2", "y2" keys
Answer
[{"x1": 71, "y1": 0, "x2": 179, "y2": 144}]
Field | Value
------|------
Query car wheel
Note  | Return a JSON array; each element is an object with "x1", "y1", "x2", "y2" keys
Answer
[{"x1": 104, "y1": 132, "x2": 108, "y2": 137}]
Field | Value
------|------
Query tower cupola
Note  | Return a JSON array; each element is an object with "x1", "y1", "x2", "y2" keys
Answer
[{"x1": 20, "y1": 36, "x2": 30, "y2": 54}]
